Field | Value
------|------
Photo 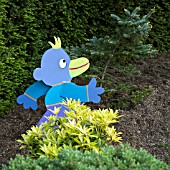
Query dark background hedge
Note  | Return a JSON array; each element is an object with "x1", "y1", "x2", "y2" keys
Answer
[{"x1": 0, "y1": 0, "x2": 170, "y2": 116}]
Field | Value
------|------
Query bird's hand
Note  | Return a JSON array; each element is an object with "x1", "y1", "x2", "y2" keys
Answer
[
  {"x1": 17, "y1": 94, "x2": 38, "y2": 110},
  {"x1": 88, "y1": 78, "x2": 104, "y2": 103}
]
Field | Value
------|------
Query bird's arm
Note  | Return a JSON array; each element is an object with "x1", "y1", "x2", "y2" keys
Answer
[
  {"x1": 17, "y1": 81, "x2": 51, "y2": 110},
  {"x1": 24, "y1": 81, "x2": 51, "y2": 100},
  {"x1": 61, "y1": 83, "x2": 89, "y2": 102},
  {"x1": 61, "y1": 78, "x2": 104, "y2": 103}
]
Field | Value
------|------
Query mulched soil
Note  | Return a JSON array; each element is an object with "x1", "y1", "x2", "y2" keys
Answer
[{"x1": 0, "y1": 52, "x2": 170, "y2": 168}]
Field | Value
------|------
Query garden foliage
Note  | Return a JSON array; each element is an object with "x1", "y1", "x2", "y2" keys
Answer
[
  {"x1": 67, "y1": 7, "x2": 155, "y2": 109},
  {"x1": 2, "y1": 144, "x2": 170, "y2": 170},
  {"x1": 17, "y1": 99, "x2": 122, "y2": 159},
  {"x1": 1, "y1": 0, "x2": 169, "y2": 116}
]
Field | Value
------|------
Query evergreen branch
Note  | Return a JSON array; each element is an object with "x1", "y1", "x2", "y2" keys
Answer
[
  {"x1": 100, "y1": 57, "x2": 112, "y2": 87},
  {"x1": 100, "y1": 45, "x2": 119, "y2": 87}
]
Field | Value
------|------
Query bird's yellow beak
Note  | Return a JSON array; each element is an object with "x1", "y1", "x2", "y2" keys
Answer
[{"x1": 69, "y1": 57, "x2": 90, "y2": 77}]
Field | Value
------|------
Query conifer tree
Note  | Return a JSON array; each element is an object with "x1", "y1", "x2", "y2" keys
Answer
[{"x1": 66, "y1": 7, "x2": 157, "y2": 109}]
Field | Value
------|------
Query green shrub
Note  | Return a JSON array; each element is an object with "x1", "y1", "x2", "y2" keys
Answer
[
  {"x1": 105, "y1": 84, "x2": 152, "y2": 109},
  {"x1": 2, "y1": 144, "x2": 170, "y2": 170},
  {"x1": 17, "y1": 99, "x2": 122, "y2": 159},
  {"x1": 0, "y1": 50, "x2": 32, "y2": 116}
]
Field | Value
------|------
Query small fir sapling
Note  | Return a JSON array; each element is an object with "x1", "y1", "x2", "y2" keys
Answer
[
  {"x1": 66, "y1": 7, "x2": 157, "y2": 109},
  {"x1": 66, "y1": 7, "x2": 157, "y2": 81}
]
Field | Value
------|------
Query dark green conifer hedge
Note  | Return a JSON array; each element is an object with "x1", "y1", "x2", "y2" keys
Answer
[{"x1": 0, "y1": 0, "x2": 169, "y2": 116}]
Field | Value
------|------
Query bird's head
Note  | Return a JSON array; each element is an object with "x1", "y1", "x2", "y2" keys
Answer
[{"x1": 33, "y1": 37, "x2": 90, "y2": 86}]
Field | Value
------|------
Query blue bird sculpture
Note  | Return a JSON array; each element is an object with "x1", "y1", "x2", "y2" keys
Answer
[{"x1": 17, "y1": 37, "x2": 104, "y2": 126}]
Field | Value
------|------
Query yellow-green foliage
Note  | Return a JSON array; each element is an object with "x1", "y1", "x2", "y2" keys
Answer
[{"x1": 17, "y1": 99, "x2": 122, "y2": 159}]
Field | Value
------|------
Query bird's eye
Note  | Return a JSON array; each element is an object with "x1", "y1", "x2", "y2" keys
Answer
[{"x1": 59, "y1": 59, "x2": 67, "y2": 68}]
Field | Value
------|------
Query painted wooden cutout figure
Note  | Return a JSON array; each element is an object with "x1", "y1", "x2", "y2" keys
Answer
[{"x1": 17, "y1": 37, "x2": 104, "y2": 126}]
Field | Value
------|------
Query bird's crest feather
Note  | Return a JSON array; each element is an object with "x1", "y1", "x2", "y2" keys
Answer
[{"x1": 48, "y1": 36, "x2": 61, "y2": 49}]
